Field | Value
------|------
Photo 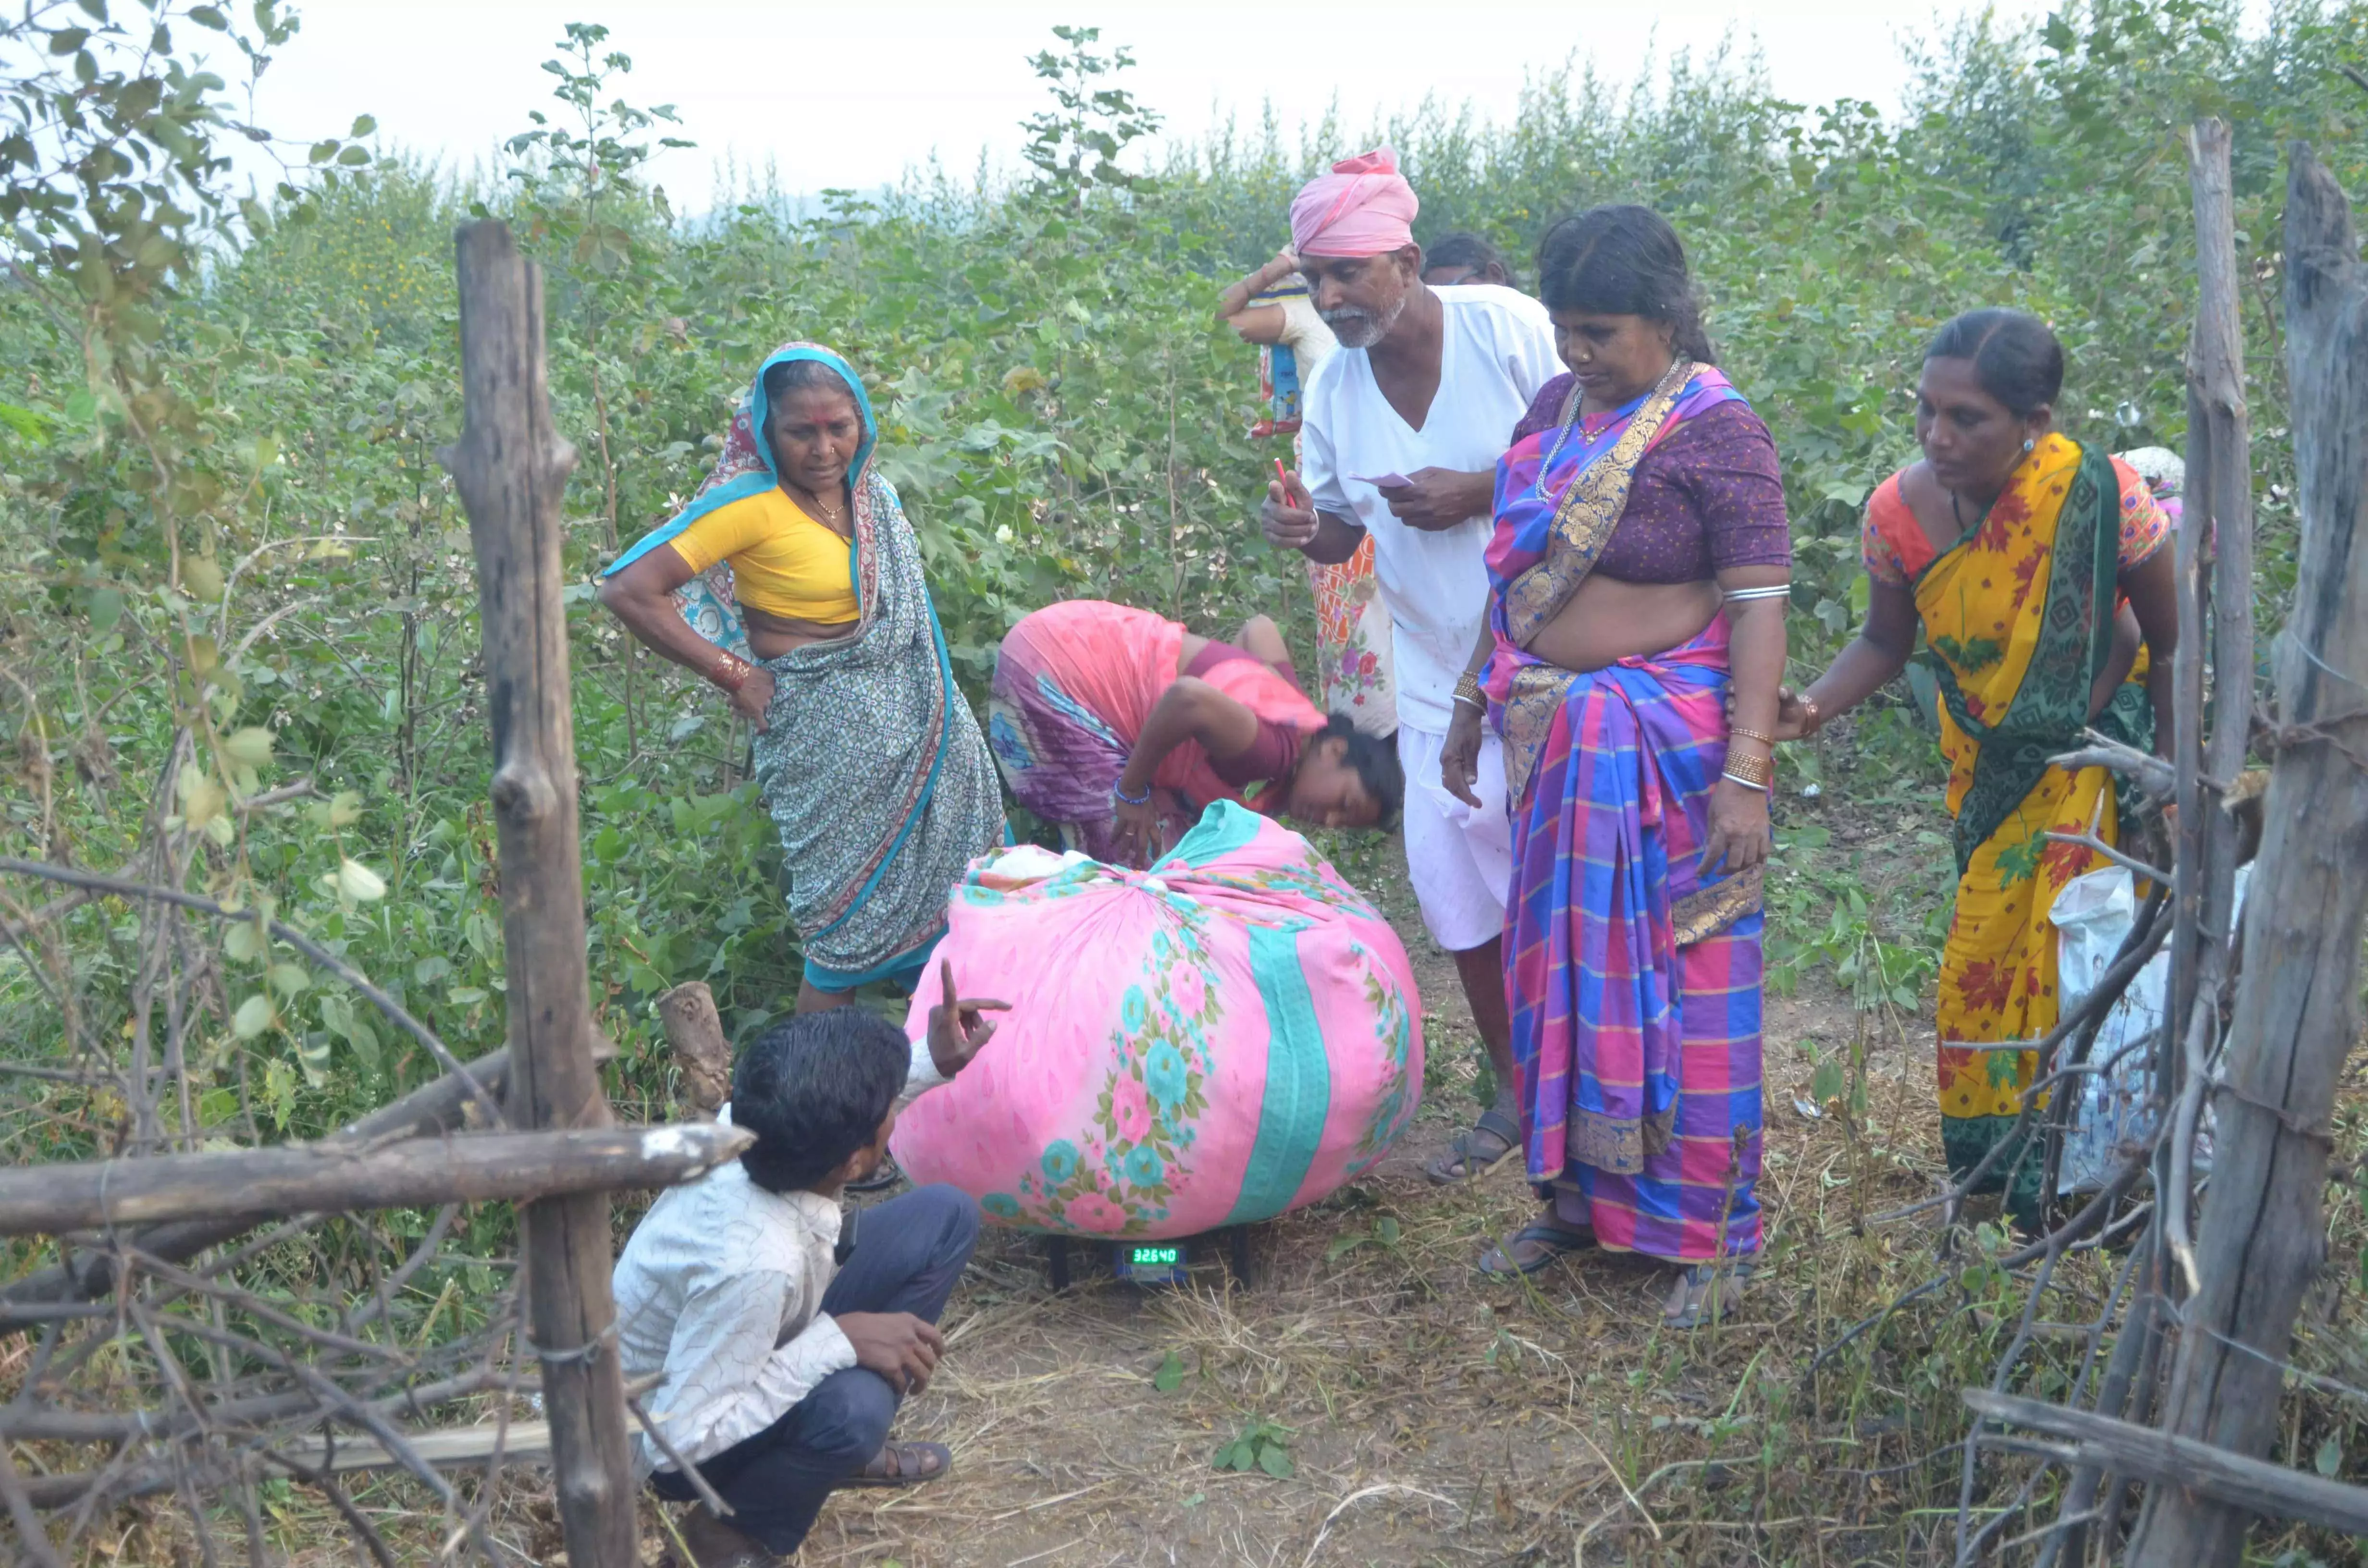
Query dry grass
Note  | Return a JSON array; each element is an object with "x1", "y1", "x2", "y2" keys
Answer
[
  {"x1": 778, "y1": 981, "x2": 1961, "y2": 1568},
  {"x1": 43, "y1": 833, "x2": 2368, "y2": 1568}
]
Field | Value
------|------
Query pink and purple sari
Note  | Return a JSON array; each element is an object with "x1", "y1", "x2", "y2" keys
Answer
[{"x1": 1483, "y1": 362, "x2": 1768, "y2": 1262}]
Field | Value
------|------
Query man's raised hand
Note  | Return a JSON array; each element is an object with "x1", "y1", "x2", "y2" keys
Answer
[
  {"x1": 1261, "y1": 470, "x2": 1320, "y2": 552},
  {"x1": 925, "y1": 958, "x2": 1010, "y2": 1079}
]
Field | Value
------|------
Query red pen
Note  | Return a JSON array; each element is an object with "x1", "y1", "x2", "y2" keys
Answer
[{"x1": 1272, "y1": 458, "x2": 1291, "y2": 493}]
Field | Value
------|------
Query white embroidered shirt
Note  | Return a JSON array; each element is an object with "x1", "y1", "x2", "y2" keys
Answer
[{"x1": 612, "y1": 1037, "x2": 947, "y2": 1473}]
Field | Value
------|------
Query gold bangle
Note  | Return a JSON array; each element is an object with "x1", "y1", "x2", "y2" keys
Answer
[
  {"x1": 1729, "y1": 725, "x2": 1776, "y2": 747},
  {"x1": 709, "y1": 650, "x2": 758, "y2": 695},
  {"x1": 1454, "y1": 672, "x2": 1485, "y2": 709},
  {"x1": 1722, "y1": 749, "x2": 1773, "y2": 789}
]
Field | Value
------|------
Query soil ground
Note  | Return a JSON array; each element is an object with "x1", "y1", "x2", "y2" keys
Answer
[{"x1": 614, "y1": 833, "x2": 1939, "y2": 1568}]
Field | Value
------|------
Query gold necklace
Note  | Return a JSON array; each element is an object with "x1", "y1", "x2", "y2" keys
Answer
[{"x1": 795, "y1": 485, "x2": 848, "y2": 530}]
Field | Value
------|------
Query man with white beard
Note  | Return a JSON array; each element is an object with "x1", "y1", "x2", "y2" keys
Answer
[{"x1": 1262, "y1": 148, "x2": 1560, "y2": 1183}]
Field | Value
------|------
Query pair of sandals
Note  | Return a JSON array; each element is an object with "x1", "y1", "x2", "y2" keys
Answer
[
  {"x1": 660, "y1": 1444, "x2": 952, "y2": 1568},
  {"x1": 1477, "y1": 1219, "x2": 1752, "y2": 1329}
]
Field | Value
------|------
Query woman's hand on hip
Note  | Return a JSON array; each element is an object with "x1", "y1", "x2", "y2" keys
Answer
[
  {"x1": 1699, "y1": 775, "x2": 1772, "y2": 877},
  {"x1": 729, "y1": 667, "x2": 775, "y2": 732},
  {"x1": 1441, "y1": 704, "x2": 1485, "y2": 809}
]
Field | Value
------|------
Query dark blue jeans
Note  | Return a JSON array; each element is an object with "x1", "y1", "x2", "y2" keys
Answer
[{"x1": 650, "y1": 1184, "x2": 979, "y2": 1554}]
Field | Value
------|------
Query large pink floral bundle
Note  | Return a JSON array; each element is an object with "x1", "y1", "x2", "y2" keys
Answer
[{"x1": 893, "y1": 803, "x2": 1423, "y2": 1238}]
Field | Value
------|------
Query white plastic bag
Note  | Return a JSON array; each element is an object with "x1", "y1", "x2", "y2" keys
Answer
[{"x1": 2052, "y1": 863, "x2": 2247, "y2": 1192}]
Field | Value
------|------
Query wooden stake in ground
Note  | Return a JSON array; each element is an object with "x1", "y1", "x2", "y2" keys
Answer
[
  {"x1": 2126, "y1": 141, "x2": 2368, "y2": 1565},
  {"x1": 656, "y1": 981, "x2": 731, "y2": 1116},
  {"x1": 439, "y1": 220, "x2": 638, "y2": 1568}
]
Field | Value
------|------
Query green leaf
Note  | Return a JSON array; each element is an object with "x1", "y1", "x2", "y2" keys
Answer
[
  {"x1": 337, "y1": 145, "x2": 370, "y2": 166},
  {"x1": 344, "y1": 1016, "x2": 381, "y2": 1073},
  {"x1": 463, "y1": 908, "x2": 500, "y2": 960},
  {"x1": 233, "y1": 993, "x2": 274, "y2": 1039},
  {"x1": 1810, "y1": 1058, "x2": 1845, "y2": 1105},
  {"x1": 49, "y1": 26, "x2": 89, "y2": 53},
  {"x1": 188, "y1": 5, "x2": 229, "y2": 27},
  {"x1": 336, "y1": 858, "x2": 387, "y2": 901},
  {"x1": 224, "y1": 919, "x2": 264, "y2": 963},
  {"x1": 181, "y1": 772, "x2": 228, "y2": 832},
  {"x1": 181, "y1": 556, "x2": 225, "y2": 602},
  {"x1": 1255, "y1": 1441, "x2": 1294, "y2": 1478},
  {"x1": 2317, "y1": 1433, "x2": 2343, "y2": 1477},
  {"x1": 222, "y1": 726, "x2": 274, "y2": 768},
  {"x1": 413, "y1": 955, "x2": 452, "y2": 986},
  {"x1": 1152, "y1": 1349, "x2": 1184, "y2": 1392},
  {"x1": 266, "y1": 962, "x2": 310, "y2": 997},
  {"x1": 88, "y1": 587, "x2": 123, "y2": 632},
  {"x1": 1376, "y1": 1215, "x2": 1400, "y2": 1245},
  {"x1": 448, "y1": 986, "x2": 488, "y2": 1007},
  {"x1": 349, "y1": 114, "x2": 376, "y2": 137}
]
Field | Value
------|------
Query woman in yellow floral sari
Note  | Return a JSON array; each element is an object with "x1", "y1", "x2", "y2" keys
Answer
[{"x1": 1776, "y1": 310, "x2": 2178, "y2": 1222}]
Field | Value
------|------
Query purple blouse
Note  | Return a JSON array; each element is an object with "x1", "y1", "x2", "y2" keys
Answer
[{"x1": 1507, "y1": 371, "x2": 1791, "y2": 584}]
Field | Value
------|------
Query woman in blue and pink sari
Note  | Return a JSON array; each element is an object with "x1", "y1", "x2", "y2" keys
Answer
[{"x1": 1439, "y1": 207, "x2": 1790, "y2": 1326}]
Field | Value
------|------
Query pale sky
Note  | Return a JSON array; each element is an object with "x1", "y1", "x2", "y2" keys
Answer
[{"x1": 233, "y1": 0, "x2": 2051, "y2": 204}]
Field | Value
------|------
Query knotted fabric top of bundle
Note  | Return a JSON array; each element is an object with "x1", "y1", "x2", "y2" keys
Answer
[{"x1": 892, "y1": 803, "x2": 1425, "y2": 1238}]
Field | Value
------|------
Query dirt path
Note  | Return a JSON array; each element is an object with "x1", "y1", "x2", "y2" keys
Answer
[{"x1": 645, "y1": 838, "x2": 1920, "y2": 1568}]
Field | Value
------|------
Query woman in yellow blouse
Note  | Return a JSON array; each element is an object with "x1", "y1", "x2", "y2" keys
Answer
[{"x1": 600, "y1": 343, "x2": 1005, "y2": 1014}]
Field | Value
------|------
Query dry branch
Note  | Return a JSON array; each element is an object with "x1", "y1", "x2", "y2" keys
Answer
[
  {"x1": 0, "y1": 1124, "x2": 749, "y2": 1237},
  {"x1": 0, "y1": 855, "x2": 506, "y2": 1126},
  {"x1": 0, "y1": 1044, "x2": 519, "y2": 1326},
  {"x1": 2127, "y1": 140, "x2": 2368, "y2": 1565},
  {"x1": 1968, "y1": 1389, "x2": 2368, "y2": 1537},
  {"x1": 2050, "y1": 728, "x2": 2178, "y2": 801}
]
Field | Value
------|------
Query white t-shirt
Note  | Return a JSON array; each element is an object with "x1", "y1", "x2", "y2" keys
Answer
[{"x1": 1300, "y1": 284, "x2": 1561, "y2": 732}]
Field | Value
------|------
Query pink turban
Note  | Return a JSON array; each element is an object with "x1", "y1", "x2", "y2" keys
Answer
[{"x1": 1290, "y1": 147, "x2": 1419, "y2": 258}]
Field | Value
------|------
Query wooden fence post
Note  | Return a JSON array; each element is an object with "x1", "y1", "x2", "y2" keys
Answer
[
  {"x1": 439, "y1": 220, "x2": 639, "y2": 1568},
  {"x1": 2126, "y1": 142, "x2": 2368, "y2": 1565},
  {"x1": 656, "y1": 982, "x2": 731, "y2": 1117}
]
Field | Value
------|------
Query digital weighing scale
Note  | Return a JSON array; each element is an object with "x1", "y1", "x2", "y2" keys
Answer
[{"x1": 1042, "y1": 1228, "x2": 1255, "y2": 1291}]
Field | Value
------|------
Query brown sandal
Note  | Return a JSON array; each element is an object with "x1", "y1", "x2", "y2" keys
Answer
[
  {"x1": 1426, "y1": 1107, "x2": 1521, "y2": 1184},
  {"x1": 839, "y1": 1440, "x2": 952, "y2": 1489}
]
